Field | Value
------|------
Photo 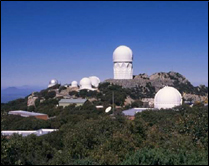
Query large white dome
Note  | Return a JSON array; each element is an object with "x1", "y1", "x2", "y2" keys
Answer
[
  {"x1": 89, "y1": 76, "x2": 100, "y2": 88},
  {"x1": 71, "y1": 81, "x2": 78, "y2": 87},
  {"x1": 154, "y1": 86, "x2": 182, "y2": 109},
  {"x1": 113, "y1": 45, "x2": 133, "y2": 62},
  {"x1": 79, "y1": 77, "x2": 92, "y2": 90}
]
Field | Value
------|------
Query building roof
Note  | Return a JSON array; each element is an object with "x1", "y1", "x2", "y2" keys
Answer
[
  {"x1": 1, "y1": 129, "x2": 58, "y2": 137},
  {"x1": 122, "y1": 108, "x2": 153, "y2": 116},
  {"x1": 113, "y1": 45, "x2": 133, "y2": 62},
  {"x1": 96, "y1": 105, "x2": 104, "y2": 108},
  {"x1": 59, "y1": 98, "x2": 87, "y2": 104},
  {"x1": 8, "y1": 110, "x2": 47, "y2": 117}
]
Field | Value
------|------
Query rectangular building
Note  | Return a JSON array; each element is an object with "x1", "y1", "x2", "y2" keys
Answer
[
  {"x1": 1, "y1": 129, "x2": 58, "y2": 137},
  {"x1": 59, "y1": 98, "x2": 87, "y2": 107},
  {"x1": 8, "y1": 110, "x2": 49, "y2": 120},
  {"x1": 122, "y1": 108, "x2": 154, "y2": 120}
]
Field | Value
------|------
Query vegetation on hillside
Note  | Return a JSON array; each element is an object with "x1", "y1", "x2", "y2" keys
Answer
[
  {"x1": 1, "y1": 94, "x2": 208, "y2": 165},
  {"x1": 1, "y1": 80, "x2": 208, "y2": 165}
]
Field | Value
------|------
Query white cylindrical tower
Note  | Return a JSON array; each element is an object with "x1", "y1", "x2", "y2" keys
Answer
[
  {"x1": 113, "y1": 45, "x2": 133, "y2": 79},
  {"x1": 154, "y1": 86, "x2": 182, "y2": 109}
]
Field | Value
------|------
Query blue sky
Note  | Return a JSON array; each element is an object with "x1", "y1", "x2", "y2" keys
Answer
[{"x1": 1, "y1": 1, "x2": 208, "y2": 89}]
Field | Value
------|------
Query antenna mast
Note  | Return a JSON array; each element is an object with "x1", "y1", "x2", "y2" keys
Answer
[{"x1": 112, "y1": 91, "x2": 114, "y2": 114}]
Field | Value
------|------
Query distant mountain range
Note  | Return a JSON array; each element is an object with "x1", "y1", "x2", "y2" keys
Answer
[{"x1": 1, "y1": 86, "x2": 44, "y2": 103}]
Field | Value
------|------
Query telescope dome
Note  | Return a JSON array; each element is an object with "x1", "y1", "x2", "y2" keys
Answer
[
  {"x1": 80, "y1": 77, "x2": 92, "y2": 90},
  {"x1": 154, "y1": 86, "x2": 182, "y2": 109},
  {"x1": 89, "y1": 76, "x2": 100, "y2": 88},
  {"x1": 113, "y1": 45, "x2": 133, "y2": 62}
]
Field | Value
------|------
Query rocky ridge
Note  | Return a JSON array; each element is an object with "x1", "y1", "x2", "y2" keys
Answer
[{"x1": 105, "y1": 71, "x2": 208, "y2": 101}]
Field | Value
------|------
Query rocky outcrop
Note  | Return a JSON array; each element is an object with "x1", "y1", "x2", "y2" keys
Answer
[
  {"x1": 124, "y1": 96, "x2": 135, "y2": 105},
  {"x1": 183, "y1": 93, "x2": 207, "y2": 103},
  {"x1": 105, "y1": 71, "x2": 208, "y2": 100},
  {"x1": 27, "y1": 92, "x2": 38, "y2": 107}
]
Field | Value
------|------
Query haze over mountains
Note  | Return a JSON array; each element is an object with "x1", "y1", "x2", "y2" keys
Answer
[{"x1": 1, "y1": 86, "x2": 44, "y2": 103}]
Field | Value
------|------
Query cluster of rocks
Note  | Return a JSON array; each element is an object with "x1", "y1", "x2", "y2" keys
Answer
[
  {"x1": 27, "y1": 92, "x2": 45, "y2": 107},
  {"x1": 105, "y1": 71, "x2": 208, "y2": 103},
  {"x1": 27, "y1": 92, "x2": 38, "y2": 107},
  {"x1": 105, "y1": 71, "x2": 188, "y2": 91},
  {"x1": 183, "y1": 93, "x2": 207, "y2": 103}
]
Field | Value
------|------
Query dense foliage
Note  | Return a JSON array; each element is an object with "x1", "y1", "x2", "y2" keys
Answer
[
  {"x1": 1, "y1": 94, "x2": 208, "y2": 165},
  {"x1": 69, "y1": 83, "x2": 127, "y2": 106}
]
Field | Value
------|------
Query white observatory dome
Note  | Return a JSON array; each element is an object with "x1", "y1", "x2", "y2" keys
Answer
[
  {"x1": 50, "y1": 79, "x2": 58, "y2": 85},
  {"x1": 79, "y1": 77, "x2": 92, "y2": 90},
  {"x1": 113, "y1": 45, "x2": 133, "y2": 62},
  {"x1": 71, "y1": 81, "x2": 78, "y2": 87},
  {"x1": 48, "y1": 79, "x2": 58, "y2": 88},
  {"x1": 89, "y1": 76, "x2": 100, "y2": 88},
  {"x1": 154, "y1": 86, "x2": 182, "y2": 109}
]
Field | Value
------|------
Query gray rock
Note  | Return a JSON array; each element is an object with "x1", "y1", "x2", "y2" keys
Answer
[{"x1": 104, "y1": 71, "x2": 208, "y2": 99}]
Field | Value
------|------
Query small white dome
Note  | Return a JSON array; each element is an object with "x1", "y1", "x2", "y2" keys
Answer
[
  {"x1": 154, "y1": 86, "x2": 182, "y2": 109},
  {"x1": 89, "y1": 76, "x2": 100, "y2": 88},
  {"x1": 71, "y1": 81, "x2": 78, "y2": 87},
  {"x1": 80, "y1": 77, "x2": 92, "y2": 90},
  {"x1": 50, "y1": 79, "x2": 58, "y2": 85},
  {"x1": 48, "y1": 79, "x2": 58, "y2": 88},
  {"x1": 113, "y1": 45, "x2": 133, "y2": 62}
]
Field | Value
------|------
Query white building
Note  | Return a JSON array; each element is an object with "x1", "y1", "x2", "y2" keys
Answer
[
  {"x1": 79, "y1": 77, "x2": 96, "y2": 91},
  {"x1": 71, "y1": 81, "x2": 78, "y2": 87},
  {"x1": 154, "y1": 86, "x2": 182, "y2": 109},
  {"x1": 89, "y1": 76, "x2": 100, "y2": 88},
  {"x1": 48, "y1": 79, "x2": 58, "y2": 88},
  {"x1": 8, "y1": 110, "x2": 49, "y2": 120},
  {"x1": 113, "y1": 45, "x2": 133, "y2": 79},
  {"x1": 123, "y1": 108, "x2": 152, "y2": 116},
  {"x1": 1, "y1": 129, "x2": 58, "y2": 137}
]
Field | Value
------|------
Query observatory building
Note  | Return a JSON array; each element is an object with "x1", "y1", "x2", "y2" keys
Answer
[
  {"x1": 48, "y1": 79, "x2": 58, "y2": 88},
  {"x1": 113, "y1": 45, "x2": 133, "y2": 79},
  {"x1": 71, "y1": 81, "x2": 78, "y2": 87},
  {"x1": 154, "y1": 86, "x2": 182, "y2": 109},
  {"x1": 89, "y1": 76, "x2": 100, "y2": 88},
  {"x1": 2, "y1": 129, "x2": 58, "y2": 137},
  {"x1": 79, "y1": 77, "x2": 96, "y2": 91}
]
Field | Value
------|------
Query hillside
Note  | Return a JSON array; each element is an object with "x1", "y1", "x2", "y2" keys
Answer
[
  {"x1": 1, "y1": 101, "x2": 208, "y2": 165},
  {"x1": 105, "y1": 71, "x2": 208, "y2": 100},
  {"x1": 1, "y1": 72, "x2": 208, "y2": 165}
]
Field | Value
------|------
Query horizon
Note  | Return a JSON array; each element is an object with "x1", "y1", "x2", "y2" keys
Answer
[
  {"x1": 1, "y1": 1, "x2": 208, "y2": 89},
  {"x1": 1, "y1": 70, "x2": 208, "y2": 90}
]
